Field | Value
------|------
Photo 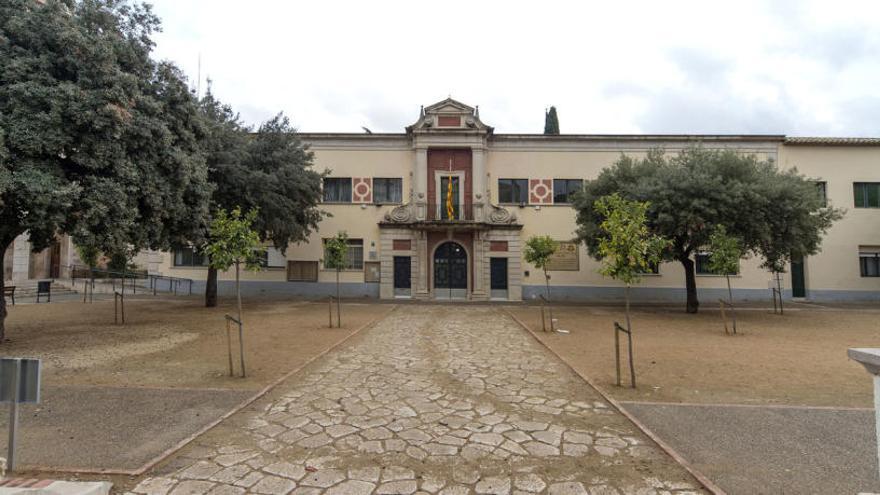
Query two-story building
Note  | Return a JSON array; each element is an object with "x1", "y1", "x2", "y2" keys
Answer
[{"x1": 157, "y1": 98, "x2": 880, "y2": 303}]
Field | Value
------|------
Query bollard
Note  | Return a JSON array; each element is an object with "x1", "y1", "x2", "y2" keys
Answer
[{"x1": 848, "y1": 348, "x2": 880, "y2": 480}]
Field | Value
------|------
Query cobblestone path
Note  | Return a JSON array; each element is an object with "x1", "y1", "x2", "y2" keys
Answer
[{"x1": 130, "y1": 306, "x2": 705, "y2": 495}]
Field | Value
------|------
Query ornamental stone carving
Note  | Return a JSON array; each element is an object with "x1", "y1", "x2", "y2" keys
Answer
[
  {"x1": 487, "y1": 204, "x2": 517, "y2": 225},
  {"x1": 384, "y1": 203, "x2": 414, "y2": 223}
]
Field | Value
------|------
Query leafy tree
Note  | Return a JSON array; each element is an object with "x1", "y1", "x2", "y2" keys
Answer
[
  {"x1": 573, "y1": 147, "x2": 842, "y2": 313},
  {"x1": 595, "y1": 194, "x2": 669, "y2": 339},
  {"x1": 323, "y1": 232, "x2": 349, "y2": 327},
  {"x1": 202, "y1": 207, "x2": 264, "y2": 327},
  {"x1": 544, "y1": 106, "x2": 560, "y2": 135},
  {"x1": 200, "y1": 90, "x2": 325, "y2": 307},
  {"x1": 524, "y1": 236, "x2": 559, "y2": 303},
  {"x1": 0, "y1": 0, "x2": 212, "y2": 340},
  {"x1": 708, "y1": 225, "x2": 744, "y2": 330}
]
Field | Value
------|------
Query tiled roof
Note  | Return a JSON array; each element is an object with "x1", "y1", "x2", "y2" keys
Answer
[{"x1": 784, "y1": 137, "x2": 880, "y2": 146}]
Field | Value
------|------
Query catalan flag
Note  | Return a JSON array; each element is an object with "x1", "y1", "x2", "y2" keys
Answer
[{"x1": 446, "y1": 178, "x2": 455, "y2": 219}]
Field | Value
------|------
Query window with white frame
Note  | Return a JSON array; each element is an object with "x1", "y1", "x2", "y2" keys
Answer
[{"x1": 860, "y1": 248, "x2": 880, "y2": 277}]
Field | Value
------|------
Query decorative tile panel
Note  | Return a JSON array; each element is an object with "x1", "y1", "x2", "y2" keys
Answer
[
  {"x1": 529, "y1": 179, "x2": 553, "y2": 205},
  {"x1": 353, "y1": 178, "x2": 372, "y2": 203}
]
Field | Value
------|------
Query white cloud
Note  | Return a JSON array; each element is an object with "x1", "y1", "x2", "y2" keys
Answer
[{"x1": 147, "y1": 0, "x2": 880, "y2": 136}]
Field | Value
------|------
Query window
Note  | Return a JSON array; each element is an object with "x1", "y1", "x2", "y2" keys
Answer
[
  {"x1": 364, "y1": 262, "x2": 381, "y2": 283},
  {"x1": 173, "y1": 247, "x2": 209, "y2": 267},
  {"x1": 815, "y1": 181, "x2": 827, "y2": 207},
  {"x1": 323, "y1": 238, "x2": 364, "y2": 270},
  {"x1": 257, "y1": 247, "x2": 286, "y2": 268},
  {"x1": 854, "y1": 182, "x2": 880, "y2": 208},
  {"x1": 696, "y1": 251, "x2": 738, "y2": 275},
  {"x1": 553, "y1": 179, "x2": 583, "y2": 204},
  {"x1": 498, "y1": 178, "x2": 528, "y2": 204},
  {"x1": 695, "y1": 251, "x2": 713, "y2": 275},
  {"x1": 373, "y1": 178, "x2": 402, "y2": 203},
  {"x1": 860, "y1": 249, "x2": 880, "y2": 277},
  {"x1": 323, "y1": 178, "x2": 352, "y2": 203},
  {"x1": 638, "y1": 260, "x2": 660, "y2": 275},
  {"x1": 288, "y1": 261, "x2": 318, "y2": 282}
]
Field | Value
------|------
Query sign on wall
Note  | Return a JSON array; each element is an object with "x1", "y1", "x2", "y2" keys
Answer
[{"x1": 546, "y1": 241, "x2": 579, "y2": 271}]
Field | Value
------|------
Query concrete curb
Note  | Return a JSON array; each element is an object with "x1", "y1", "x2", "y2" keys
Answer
[
  {"x1": 501, "y1": 307, "x2": 727, "y2": 495},
  {"x1": 23, "y1": 305, "x2": 398, "y2": 476}
]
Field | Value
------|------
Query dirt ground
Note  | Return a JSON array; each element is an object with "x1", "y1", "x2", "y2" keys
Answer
[
  {"x1": 508, "y1": 304, "x2": 880, "y2": 408},
  {"x1": 1, "y1": 296, "x2": 393, "y2": 390}
]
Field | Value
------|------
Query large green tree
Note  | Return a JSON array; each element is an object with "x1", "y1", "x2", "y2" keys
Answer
[
  {"x1": 0, "y1": 0, "x2": 212, "y2": 339},
  {"x1": 200, "y1": 90, "x2": 325, "y2": 307},
  {"x1": 573, "y1": 147, "x2": 842, "y2": 313}
]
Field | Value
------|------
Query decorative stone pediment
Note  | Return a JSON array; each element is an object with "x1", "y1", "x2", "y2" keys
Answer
[{"x1": 407, "y1": 98, "x2": 493, "y2": 135}]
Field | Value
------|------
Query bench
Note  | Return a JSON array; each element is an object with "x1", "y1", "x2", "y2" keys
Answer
[{"x1": 2, "y1": 286, "x2": 14, "y2": 306}]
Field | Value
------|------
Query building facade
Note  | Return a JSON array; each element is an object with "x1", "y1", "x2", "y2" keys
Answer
[{"x1": 156, "y1": 98, "x2": 880, "y2": 302}]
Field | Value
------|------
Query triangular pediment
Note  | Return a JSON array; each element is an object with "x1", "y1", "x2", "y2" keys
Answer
[
  {"x1": 407, "y1": 98, "x2": 493, "y2": 135},
  {"x1": 424, "y1": 98, "x2": 474, "y2": 114}
]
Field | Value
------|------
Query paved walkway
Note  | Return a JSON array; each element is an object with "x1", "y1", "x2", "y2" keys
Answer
[
  {"x1": 129, "y1": 306, "x2": 704, "y2": 495},
  {"x1": 623, "y1": 401, "x2": 880, "y2": 494}
]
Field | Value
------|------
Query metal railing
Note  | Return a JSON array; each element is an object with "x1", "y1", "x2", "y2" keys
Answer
[
  {"x1": 68, "y1": 265, "x2": 193, "y2": 297},
  {"x1": 426, "y1": 203, "x2": 474, "y2": 222}
]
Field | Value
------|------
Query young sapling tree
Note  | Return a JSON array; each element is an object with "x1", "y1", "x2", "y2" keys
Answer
[
  {"x1": 708, "y1": 225, "x2": 744, "y2": 333},
  {"x1": 595, "y1": 193, "x2": 670, "y2": 387},
  {"x1": 324, "y1": 232, "x2": 349, "y2": 328}
]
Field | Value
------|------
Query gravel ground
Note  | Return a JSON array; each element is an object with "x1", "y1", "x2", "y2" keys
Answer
[
  {"x1": 622, "y1": 402, "x2": 880, "y2": 494},
  {"x1": 0, "y1": 385, "x2": 252, "y2": 471}
]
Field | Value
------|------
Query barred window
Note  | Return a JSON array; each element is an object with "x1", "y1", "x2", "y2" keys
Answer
[
  {"x1": 323, "y1": 238, "x2": 364, "y2": 270},
  {"x1": 860, "y1": 249, "x2": 880, "y2": 277}
]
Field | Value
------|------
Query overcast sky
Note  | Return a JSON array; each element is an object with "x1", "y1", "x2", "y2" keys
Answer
[{"x1": 148, "y1": 0, "x2": 880, "y2": 136}]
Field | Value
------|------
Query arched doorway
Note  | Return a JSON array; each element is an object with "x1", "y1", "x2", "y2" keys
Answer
[{"x1": 434, "y1": 241, "x2": 467, "y2": 299}]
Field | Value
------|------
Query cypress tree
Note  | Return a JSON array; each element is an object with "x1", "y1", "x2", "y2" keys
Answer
[{"x1": 544, "y1": 106, "x2": 560, "y2": 135}]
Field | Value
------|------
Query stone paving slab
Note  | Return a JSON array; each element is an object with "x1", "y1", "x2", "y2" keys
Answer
[
  {"x1": 0, "y1": 385, "x2": 253, "y2": 471},
  {"x1": 622, "y1": 402, "x2": 880, "y2": 494},
  {"x1": 130, "y1": 306, "x2": 705, "y2": 494}
]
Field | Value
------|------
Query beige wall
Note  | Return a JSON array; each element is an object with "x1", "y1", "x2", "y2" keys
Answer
[
  {"x1": 155, "y1": 136, "x2": 880, "y2": 300},
  {"x1": 779, "y1": 146, "x2": 880, "y2": 294}
]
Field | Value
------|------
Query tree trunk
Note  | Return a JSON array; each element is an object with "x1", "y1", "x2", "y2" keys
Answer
[
  {"x1": 726, "y1": 274, "x2": 737, "y2": 333},
  {"x1": 625, "y1": 284, "x2": 635, "y2": 388},
  {"x1": 205, "y1": 266, "x2": 218, "y2": 307},
  {"x1": 680, "y1": 256, "x2": 699, "y2": 313},
  {"x1": 235, "y1": 262, "x2": 242, "y2": 324},
  {"x1": 336, "y1": 268, "x2": 341, "y2": 328},
  {"x1": 0, "y1": 246, "x2": 7, "y2": 343}
]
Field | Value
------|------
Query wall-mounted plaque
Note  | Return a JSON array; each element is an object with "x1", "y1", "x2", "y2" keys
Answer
[{"x1": 546, "y1": 241, "x2": 579, "y2": 271}]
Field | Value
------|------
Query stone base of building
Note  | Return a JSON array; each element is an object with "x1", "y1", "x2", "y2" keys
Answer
[{"x1": 522, "y1": 284, "x2": 880, "y2": 303}]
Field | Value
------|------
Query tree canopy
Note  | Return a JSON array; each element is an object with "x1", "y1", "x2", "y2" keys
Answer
[
  {"x1": 573, "y1": 147, "x2": 843, "y2": 313},
  {"x1": 594, "y1": 194, "x2": 669, "y2": 287},
  {"x1": 0, "y1": 0, "x2": 212, "y2": 338},
  {"x1": 544, "y1": 106, "x2": 560, "y2": 135},
  {"x1": 199, "y1": 89, "x2": 325, "y2": 306}
]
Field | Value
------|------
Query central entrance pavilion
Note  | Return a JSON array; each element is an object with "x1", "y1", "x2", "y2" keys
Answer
[{"x1": 378, "y1": 99, "x2": 523, "y2": 301}]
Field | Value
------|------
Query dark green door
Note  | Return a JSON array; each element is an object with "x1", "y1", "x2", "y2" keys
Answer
[{"x1": 791, "y1": 256, "x2": 806, "y2": 298}]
